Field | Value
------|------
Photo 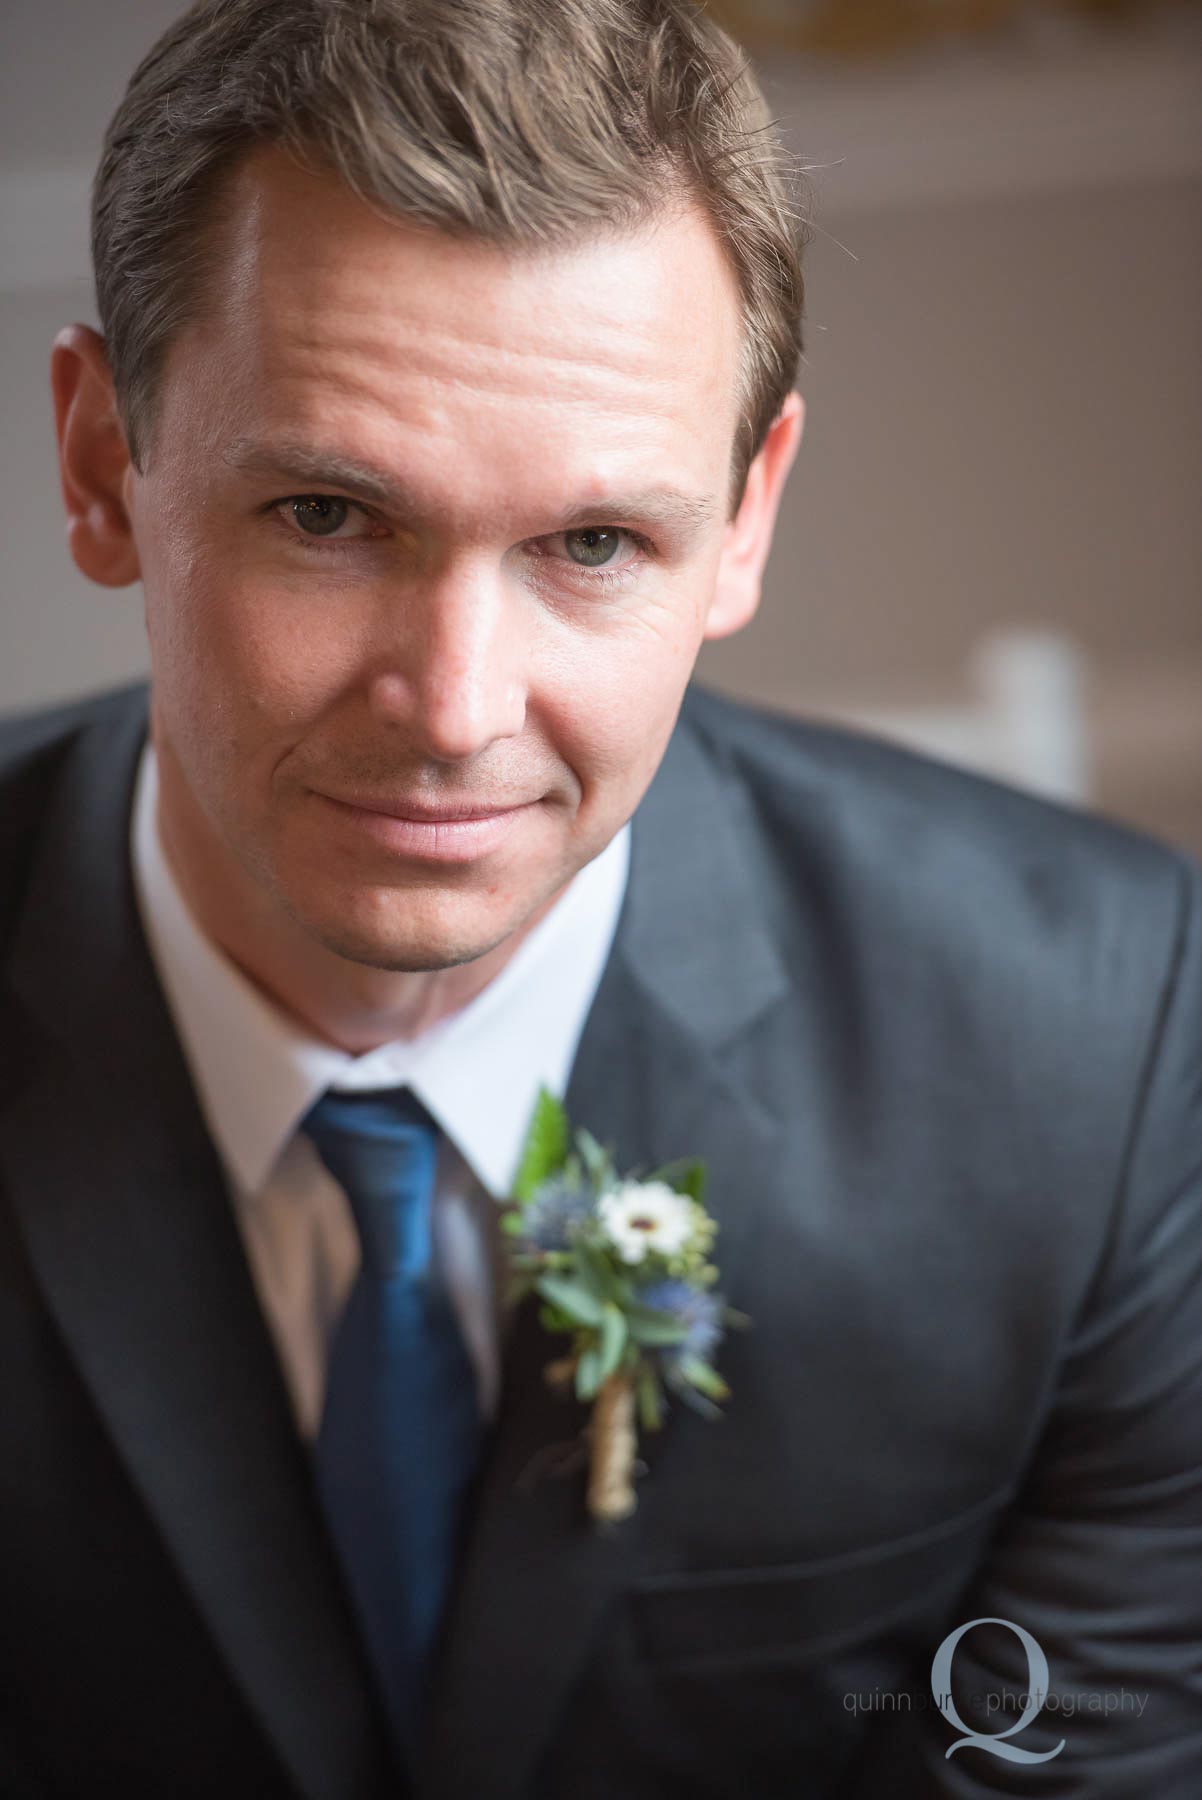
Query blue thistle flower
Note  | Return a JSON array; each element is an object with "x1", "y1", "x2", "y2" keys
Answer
[
  {"x1": 637, "y1": 1277, "x2": 725, "y2": 1371},
  {"x1": 518, "y1": 1176, "x2": 598, "y2": 1252}
]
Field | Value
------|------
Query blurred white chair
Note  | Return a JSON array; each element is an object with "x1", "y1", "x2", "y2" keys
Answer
[{"x1": 829, "y1": 628, "x2": 1092, "y2": 806}]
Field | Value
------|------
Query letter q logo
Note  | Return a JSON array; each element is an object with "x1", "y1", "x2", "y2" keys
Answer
[{"x1": 931, "y1": 1617, "x2": 1066, "y2": 1764}]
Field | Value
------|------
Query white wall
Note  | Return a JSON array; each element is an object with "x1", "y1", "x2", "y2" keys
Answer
[{"x1": 698, "y1": 170, "x2": 1202, "y2": 705}]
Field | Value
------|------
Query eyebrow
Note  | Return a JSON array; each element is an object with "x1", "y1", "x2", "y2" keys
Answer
[{"x1": 221, "y1": 438, "x2": 720, "y2": 537}]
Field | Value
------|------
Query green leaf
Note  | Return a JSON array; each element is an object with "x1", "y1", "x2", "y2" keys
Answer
[
  {"x1": 677, "y1": 1354, "x2": 730, "y2": 1401},
  {"x1": 535, "y1": 1274, "x2": 606, "y2": 1327},
  {"x1": 537, "y1": 1302, "x2": 576, "y2": 1335},
  {"x1": 575, "y1": 1344, "x2": 603, "y2": 1402},
  {"x1": 574, "y1": 1239, "x2": 623, "y2": 1304},
  {"x1": 511, "y1": 1086, "x2": 570, "y2": 1203},
  {"x1": 646, "y1": 1156, "x2": 708, "y2": 1206},
  {"x1": 574, "y1": 1128, "x2": 614, "y2": 1187},
  {"x1": 668, "y1": 1379, "x2": 723, "y2": 1422},
  {"x1": 636, "y1": 1361, "x2": 664, "y2": 1431},
  {"x1": 678, "y1": 1160, "x2": 707, "y2": 1206},
  {"x1": 596, "y1": 1303, "x2": 628, "y2": 1384},
  {"x1": 625, "y1": 1302, "x2": 690, "y2": 1346}
]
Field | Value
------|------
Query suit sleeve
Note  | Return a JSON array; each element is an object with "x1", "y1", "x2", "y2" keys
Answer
[{"x1": 889, "y1": 852, "x2": 1202, "y2": 1798}]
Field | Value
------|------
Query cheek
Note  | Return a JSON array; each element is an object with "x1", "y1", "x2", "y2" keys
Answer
[
  {"x1": 149, "y1": 538, "x2": 346, "y2": 742},
  {"x1": 143, "y1": 541, "x2": 354, "y2": 841},
  {"x1": 541, "y1": 600, "x2": 702, "y2": 801}
]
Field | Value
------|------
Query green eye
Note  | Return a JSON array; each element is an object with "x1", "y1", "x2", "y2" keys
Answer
[
  {"x1": 564, "y1": 527, "x2": 621, "y2": 568},
  {"x1": 291, "y1": 496, "x2": 349, "y2": 536}
]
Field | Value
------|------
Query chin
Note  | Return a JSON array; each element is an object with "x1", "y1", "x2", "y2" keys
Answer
[
  {"x1": 323, "y1": 932, "x2": 485, "y2": 975},
  {"x1": 291, "y1": 882, "x2": 527, "y2": 974}
]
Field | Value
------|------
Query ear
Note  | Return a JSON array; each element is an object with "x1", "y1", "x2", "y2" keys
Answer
[
  {"x1": 50, "y1": 324, "x2": 141, "y2": 588},
  {"x1": 703, "y1": 389, "x2": 804, "y2": 642}
]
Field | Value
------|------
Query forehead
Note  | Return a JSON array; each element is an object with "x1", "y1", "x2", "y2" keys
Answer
[{"x1": 168, "y1": 146, "x2": 742, "y2": 516}]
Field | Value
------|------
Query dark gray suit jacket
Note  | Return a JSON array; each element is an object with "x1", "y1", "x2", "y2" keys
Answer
[{"x1": 1, "y1": 679, "x2": 1199, "y2": 1799}]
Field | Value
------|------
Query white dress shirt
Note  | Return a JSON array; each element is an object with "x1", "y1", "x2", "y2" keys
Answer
[{"x1": 129, "y1": 741, "x2": 629, "y2": 1440}]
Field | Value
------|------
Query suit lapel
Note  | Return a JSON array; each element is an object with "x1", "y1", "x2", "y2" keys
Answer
[
  {"x1": 416, "y1": 704, "x2": 793, "y2": 1800},
  {"x1": 0, "y1": 692, "x2": 399, "y2": 1800}
]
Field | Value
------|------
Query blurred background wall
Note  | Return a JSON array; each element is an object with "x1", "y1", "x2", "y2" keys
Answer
[{"x1": 2, "y1": 0, "x2": 1200, "y2": 857}]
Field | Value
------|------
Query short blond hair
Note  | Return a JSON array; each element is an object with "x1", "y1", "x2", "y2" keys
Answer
[{"x1": 93, "y1": 0, "x2": 808, "y2": 514}]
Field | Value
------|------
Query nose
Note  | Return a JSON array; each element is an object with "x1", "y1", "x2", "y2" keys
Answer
[{"x1": 367, "y1": 559, "x2": 528, "y2": 763}]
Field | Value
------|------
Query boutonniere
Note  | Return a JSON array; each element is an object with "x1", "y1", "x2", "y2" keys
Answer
[{"x1": 501, "y1": 1086, "x2": 750, "y2": 1527}]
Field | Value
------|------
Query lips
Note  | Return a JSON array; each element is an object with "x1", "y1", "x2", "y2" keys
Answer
[
  {"x1": 314, "y1": 788, "x2": 535, "y2": 863},
  {"x1": 323, "y1": 792, "x2": 523, "y2": 822}
]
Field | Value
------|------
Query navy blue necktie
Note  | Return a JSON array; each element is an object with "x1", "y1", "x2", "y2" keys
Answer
[{"x1": 303, "y1": 1087, "x2": 485, "y2": 1770}]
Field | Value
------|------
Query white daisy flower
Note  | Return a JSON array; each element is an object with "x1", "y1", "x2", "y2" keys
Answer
[{"x1": 597, "y1": 1180, "x2": 695, "y2": 1265}]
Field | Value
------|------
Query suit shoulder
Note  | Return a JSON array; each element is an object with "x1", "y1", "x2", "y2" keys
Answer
[
  {"x1": 0, "y1": 682, "x2": 149, "y2": 940},
  {"x1": 0, "y1": 681, "x2": 149, "y2": 776},
  {"x1": 679, "y1": 680, "x2": 1195, "y2": 953}
]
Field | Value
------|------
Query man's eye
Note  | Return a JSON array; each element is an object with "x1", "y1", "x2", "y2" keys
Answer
[
  {"x1": 563, "y1": 526, "x2": 624, "y2": 569},
  {"x1": 542, "y1": 526, "x2": 649, "y2": 581},
  {"x1": 282, "y1": 495, "x2": 363, "y2": 538}
]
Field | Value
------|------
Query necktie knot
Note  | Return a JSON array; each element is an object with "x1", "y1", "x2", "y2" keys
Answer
[{"x1": 303, "y1": 1087, "x2": 439, "y2": 1279}]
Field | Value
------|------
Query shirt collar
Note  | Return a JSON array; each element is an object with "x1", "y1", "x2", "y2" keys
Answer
[{"x1": 130, "y1": 738, "x2": 629, "y2": 1201}]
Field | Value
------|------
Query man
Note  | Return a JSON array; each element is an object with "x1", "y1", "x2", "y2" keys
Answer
[{"x1": 1, "y1": 1, "x2": 1199, "y2": 1796}]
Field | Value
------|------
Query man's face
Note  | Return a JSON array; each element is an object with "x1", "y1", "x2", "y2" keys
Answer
[{"x1": 123, "y1": 147, "x2": 779, "y2": 973}]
